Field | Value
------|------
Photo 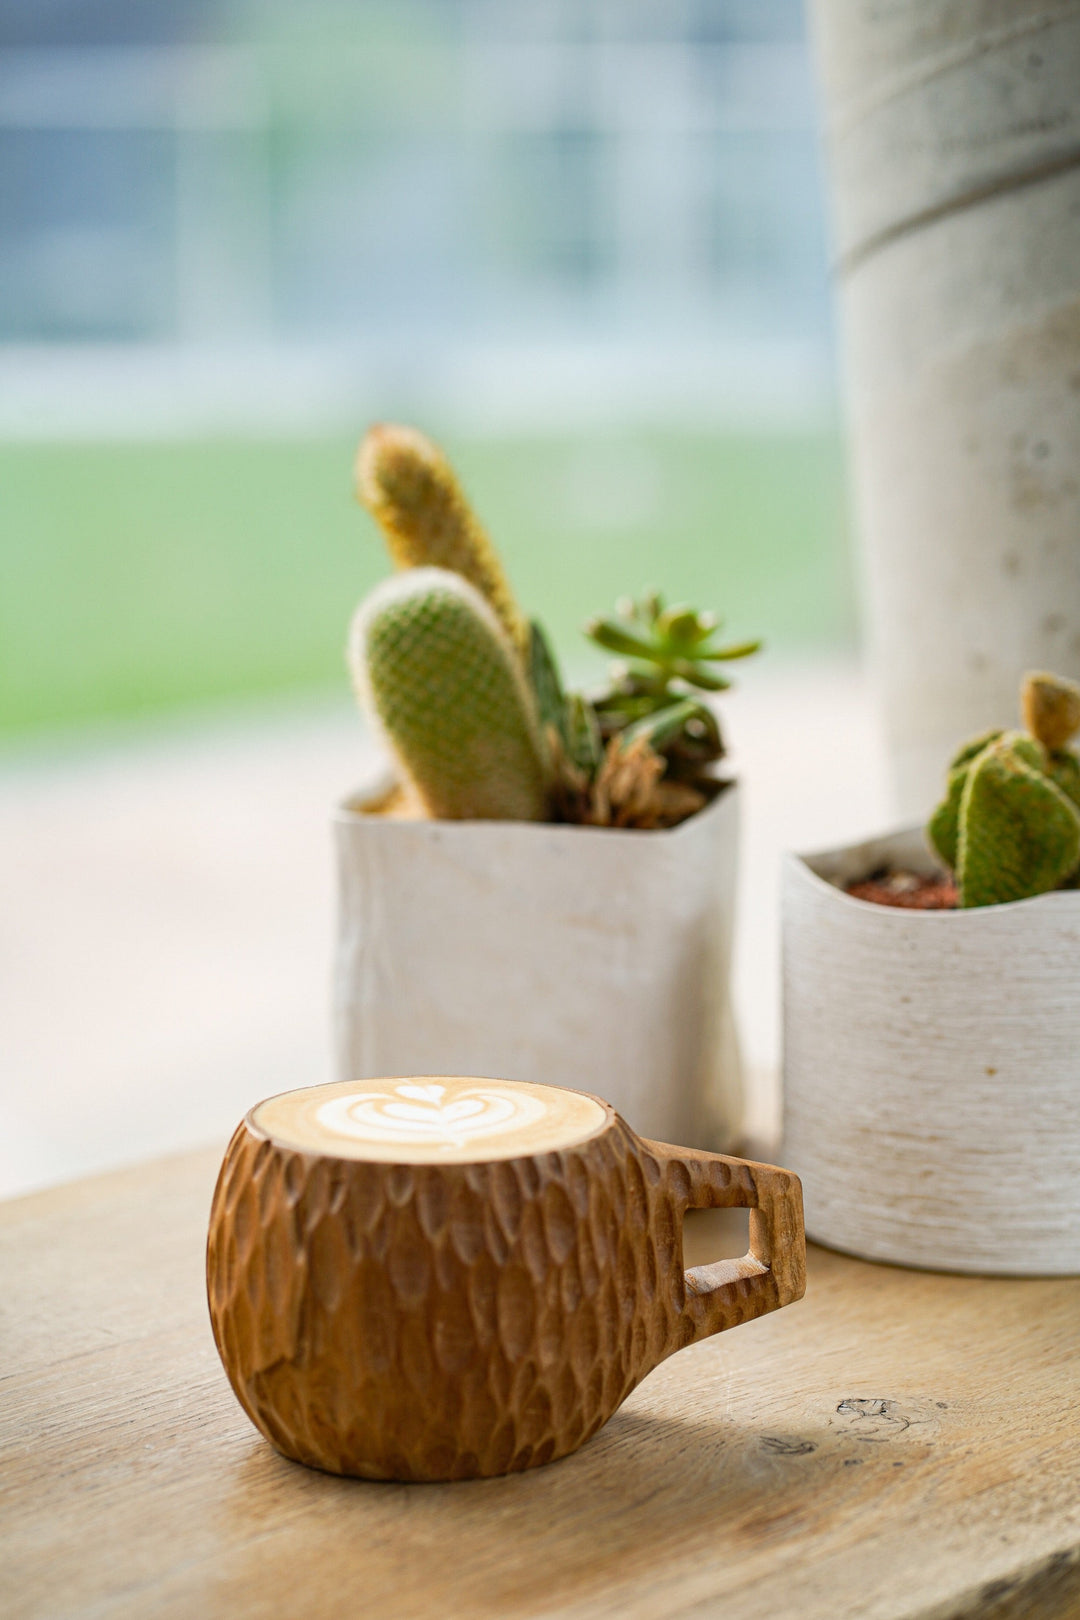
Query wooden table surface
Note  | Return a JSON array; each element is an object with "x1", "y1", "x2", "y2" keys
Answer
[{"x1": 4, "y1": 1147, "x2": 1080, "y2": 1620}]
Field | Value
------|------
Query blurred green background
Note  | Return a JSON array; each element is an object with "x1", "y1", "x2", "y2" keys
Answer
[
  {"x1": 0, "y1": 0, "x2": 851, "y2": 742},
  {"x1": 0, "y1": 429, "x2": 852, "y2": 737}
]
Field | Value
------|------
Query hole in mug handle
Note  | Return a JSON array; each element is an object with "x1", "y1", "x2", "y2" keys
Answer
[
  {"x1": 683, "y1": 1204, "x2": 750, "y2": 1268},
  {"x1": 643, "y1": 1141, "x2": 807, "y2": 1345}
]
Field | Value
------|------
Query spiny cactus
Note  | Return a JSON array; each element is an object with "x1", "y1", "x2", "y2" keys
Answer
[
  {"x1": 1022, "y1": 671, "x2": 1080, "y2": 754},
  {"x1": 349, "y1": 430, "x2": 754, "y2": 829},
  {"x1": 349, "y1": 569, "x2": 548, "y2": 822},
  {"x1": 927, "y1": 671, "x2": 1080, "y2": 907},
  {"x1": 355, "y1": 424, "x2": 529, "y2": 655}
]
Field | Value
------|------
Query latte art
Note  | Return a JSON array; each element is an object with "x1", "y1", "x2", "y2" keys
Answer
[
  {"x1": 316, "y1": 1082, "x2": 547, "y2": 1149},
  {"x1": 252, "y1": 1075, "x2": 608, "y2": 1163}
]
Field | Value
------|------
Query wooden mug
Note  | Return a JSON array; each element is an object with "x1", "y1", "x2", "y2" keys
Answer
[{"x1": 207, "y1": 1076, "x2": 806, "y2": 1481}]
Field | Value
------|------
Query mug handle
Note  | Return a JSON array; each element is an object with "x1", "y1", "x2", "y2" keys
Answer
[{"x1": 644, "y1": 1142, "x2": 807, "y2": 1343}]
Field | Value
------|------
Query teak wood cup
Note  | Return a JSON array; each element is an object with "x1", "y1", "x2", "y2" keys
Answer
[{"x1": 207, "y1": 1076, "x2": 806, "y2": 1481}]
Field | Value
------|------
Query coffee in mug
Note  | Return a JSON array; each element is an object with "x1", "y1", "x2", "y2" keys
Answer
[{"x1": 207, "y1": 1076, "x2": 805, "y2": 1481}]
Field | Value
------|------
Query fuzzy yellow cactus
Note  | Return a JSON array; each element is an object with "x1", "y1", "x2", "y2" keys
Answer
[
  {"x1": 1022, "y1": 670, "x2": 1080, "y2": 754},
  {"x1": 355, "y1": 423, "x2": 528, "y2": 655}
]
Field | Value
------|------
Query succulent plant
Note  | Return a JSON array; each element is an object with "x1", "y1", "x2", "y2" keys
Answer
[
  {"x1": 526, "y1": 620, "x2": 570, "y2": 747},
  {"x1": 349, "y1": 568, "x2": 548, "y2": 822},
  {"x1": 927, "y1": 671, "x2": 1080, "y2": 907},
  {"x1": 350, "y1": 430, "x2": 756, "y2": 829},
  {"x1": 587, "y1": 591, "x2": 758, "y2": 777},
  {"x1": 355, "y1": 423, "x2": 529, "y2": 655}
]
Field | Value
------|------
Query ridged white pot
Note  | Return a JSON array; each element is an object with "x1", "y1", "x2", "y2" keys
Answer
[
  {"x1": 334, "y1": 783, "x2": 742, "y2": 1151},
  {"x1": 783, "y1": 826, "x2": 1080, "y2": 1274},
  {"x1": 810, "y1": 0, "x2": 1080, "y2": 812}
]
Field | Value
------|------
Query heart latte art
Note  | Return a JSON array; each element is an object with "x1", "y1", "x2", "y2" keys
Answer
[
  {"x1": 316, "y1": 1082, "x2": 547, "y2": 1149},
  {"x1": 252, "y1": 1076, "x2": 608, "y2": 1163}
]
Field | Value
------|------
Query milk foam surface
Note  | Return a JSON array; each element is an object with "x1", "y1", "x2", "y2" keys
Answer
[{"x1": 252, "y1": 1076, "x2": 608, "y2": 1162}]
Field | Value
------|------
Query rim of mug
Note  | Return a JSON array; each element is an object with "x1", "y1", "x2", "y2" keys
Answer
[{"x1": 241, "y1": 1074, "x2": 620, "y2": 1167}]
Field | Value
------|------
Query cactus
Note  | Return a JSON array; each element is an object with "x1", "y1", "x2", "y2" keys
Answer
[
  {"x1": 348, "y1": 431, "x2": 752, "y2": 829},
  {"x1": 1022, "y1": 671, "x2": 1080, "y2": 754},
  {"x1": 927, "y1": 672, "x2": 1080, "y2": 907},
  {"x1": 952, "y1": 733, "x2": 1079, "y2": 907},
  {"x1": 349, "y1": 569, "x2": 548, "y2": 822},
  {"x1": 355, "y1": 424, "x2": 529, "y2": 655}
]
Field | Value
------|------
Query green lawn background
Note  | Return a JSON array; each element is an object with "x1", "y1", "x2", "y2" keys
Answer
[{"x1": 0, "y1": 431, "x2": 855, "y2": 738}]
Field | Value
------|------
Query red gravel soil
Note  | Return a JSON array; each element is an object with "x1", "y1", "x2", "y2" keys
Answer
[{"x1": 845, "y1": 869, "x2": 958, "y2": 910}]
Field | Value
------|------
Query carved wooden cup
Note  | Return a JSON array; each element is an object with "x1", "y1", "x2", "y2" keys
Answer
[{"x1": 207, "y1": 1077, "x2": 806, "y2": 1481}]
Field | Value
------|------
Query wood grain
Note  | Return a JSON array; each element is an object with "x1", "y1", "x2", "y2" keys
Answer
[
  {"x1": 206, "y1": 1103, "x2": 805, "y2": 1479},
  {"x1": 4, "y1": 1148, "x2": 1080, "y2": 1620}
]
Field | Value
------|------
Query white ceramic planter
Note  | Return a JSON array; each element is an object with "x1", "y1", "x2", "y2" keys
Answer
[
  {"x1": 809, "y1": 1, "x2": 1080, "y2": 812},
  {"x1": 334, "y1": 782, "x2": 742, "y2": 1150},
  {"x1": 783, "y1": 826, "x2": 1080, "y2": 1274}
]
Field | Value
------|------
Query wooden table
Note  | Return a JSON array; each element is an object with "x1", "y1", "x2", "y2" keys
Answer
[{"x1": 4, "y1": 1147, "x2": 1080, "y2": 1620}]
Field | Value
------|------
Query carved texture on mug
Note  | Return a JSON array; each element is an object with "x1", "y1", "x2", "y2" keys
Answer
[{"x1": 206, "y1": 1118, "x2": 769, "y2": 1481}]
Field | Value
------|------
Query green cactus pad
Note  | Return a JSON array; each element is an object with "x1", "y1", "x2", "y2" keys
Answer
[
  {"x1": 1047, "y1": 748, "x2": 1080, "y2": 812},
  {"x1": 349, "y1": 569, "x2": 548, "y2": 822},
  {"x1": 948, "y1": 729, "x2": 1005, "y2": 772},
  {"x1": 956, "y1": 734, "x2": 1080, "y2": 907},
  {"x1": 928, "y1": 729, "x2": 1011, "y2": 870},
  {"x1": 927, "y1": 765, "x2": 966, "y2": 872}
]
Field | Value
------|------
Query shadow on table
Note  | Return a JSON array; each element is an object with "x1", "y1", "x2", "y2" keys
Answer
[{"x1": 212, "y1": 1389, "x2": 936, "y2": 1617}]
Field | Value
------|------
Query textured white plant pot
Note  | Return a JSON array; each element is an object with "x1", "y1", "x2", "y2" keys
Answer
[
  {"x1": 334, "y1": 782, "x2": 742, "y2": 1151},
  {"x1": 809, "y1": 1, "x2": 1080, "y2": 813},
  {"x1": 783, "y1": 825, "x2": 1080, "y2": 1274}
]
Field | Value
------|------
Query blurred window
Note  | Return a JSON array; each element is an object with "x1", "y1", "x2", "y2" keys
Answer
[{"x1": 0, "y1": 3, "x2": 829, "y2": 350}]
